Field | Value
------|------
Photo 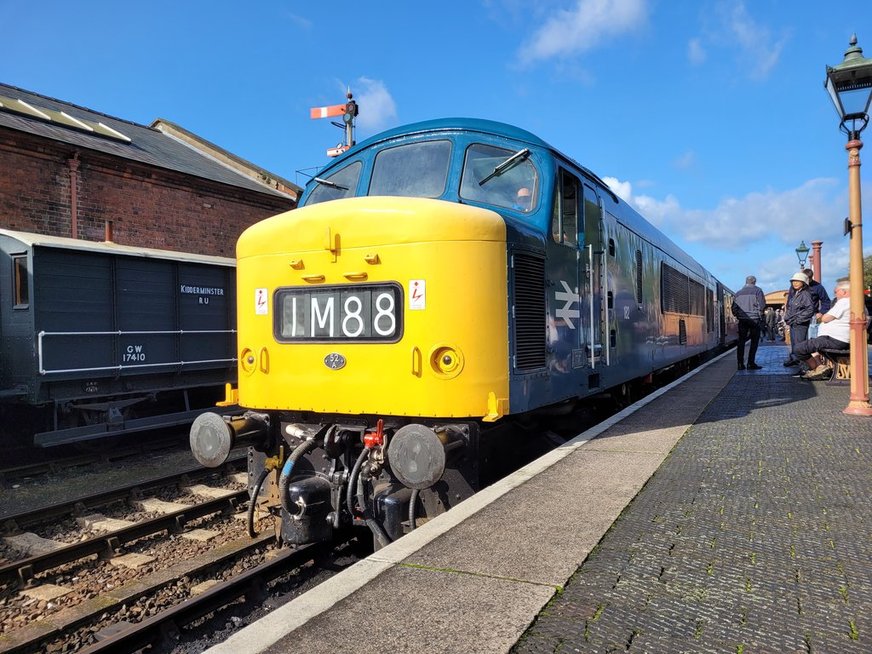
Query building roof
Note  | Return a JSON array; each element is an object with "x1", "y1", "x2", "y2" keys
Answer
[
  {"x1": 0, "y1": 228, "x2": 234, "y2": 266},
  {"x1": 0, "y1": 82, "x2": 300, "y2": 200}
]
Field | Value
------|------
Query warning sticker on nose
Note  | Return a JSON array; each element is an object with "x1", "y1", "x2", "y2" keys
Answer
[
  {"x1": 255, "y1": 288, "x2": 269, "y2": 315},
  {"x1": 409, "y1": 280, "x2": 426, "y2": 310}
]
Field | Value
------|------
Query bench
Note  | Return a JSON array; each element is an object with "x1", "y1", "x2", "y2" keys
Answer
[{"x1": 819, "y1": 348, "x2": 851, "y2": 385}]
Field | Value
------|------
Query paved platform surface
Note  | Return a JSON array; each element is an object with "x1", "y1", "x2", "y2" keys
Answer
[
  {"x1": 516, "y1": 343, "x2": 872, "y2": 653},
  {"x1": 208, "y1": 343, "x2": 872, "y2": 654}
]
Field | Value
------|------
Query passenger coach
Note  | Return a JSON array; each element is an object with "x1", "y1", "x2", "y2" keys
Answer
[{"x1": 191, "y1": 118, "x2": 737, "y2": 547}]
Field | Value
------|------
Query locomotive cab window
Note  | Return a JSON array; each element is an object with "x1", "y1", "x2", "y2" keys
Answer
[
  {"x1": 460, "y1": 143, "x2": 538, "y2": 213},
  {"x1": 12, "y1": 254, "x2": 28, "y2": 309},
  {"x1": 369, "y1": 140, "x2": 451, "y2": 198},
  {"x1": 551, "y1": 169, "x2": 579, "y2": 246},
  {"x1": 305, "y1": 161, "x2": 362, "y2": 206}
]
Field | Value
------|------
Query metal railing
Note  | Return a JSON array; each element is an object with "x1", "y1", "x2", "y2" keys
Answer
[{"x1": 37, "y1": 329, "x2": 237, "y2": 375}]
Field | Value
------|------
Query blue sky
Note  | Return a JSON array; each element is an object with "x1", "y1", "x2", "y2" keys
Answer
[{"x1": 1, "y1": 0, "x2": 870, "y2": 295}]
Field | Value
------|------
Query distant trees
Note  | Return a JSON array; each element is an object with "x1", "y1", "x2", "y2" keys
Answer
[{"x1": 865, "y1": 254, "x2": 872, "y2": 292}]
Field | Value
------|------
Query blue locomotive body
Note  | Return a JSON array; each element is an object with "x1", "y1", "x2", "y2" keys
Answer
[{"x1": 302, "y1": 118, "x2": 737, "y2": 417}]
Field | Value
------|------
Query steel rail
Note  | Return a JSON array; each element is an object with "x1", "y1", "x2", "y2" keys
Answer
[
  {"x1": 1, "y1": 454, "x2": 245, "y2": 530},
  {"x1": 0, "y1": 532, "x2": 276, "y2": 654},
  {"x1": 77, "y1": 541, "x2": 337, "y2": 654},
  {"x1": 1, "y1": 489, "x2": 248, "y2": 586}
]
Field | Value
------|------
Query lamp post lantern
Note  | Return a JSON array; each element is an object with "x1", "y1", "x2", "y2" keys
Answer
[
  {"x1": 795, "y1": 240, "x2": 810, "y2": 268},
  {"x1": 824, "y1": 34, "x2": 872, "y2": 416}
]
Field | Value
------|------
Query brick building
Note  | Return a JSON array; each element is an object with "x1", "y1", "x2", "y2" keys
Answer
[{"x1": 0, "y1": 83, "x2": 299, "y2": 257}]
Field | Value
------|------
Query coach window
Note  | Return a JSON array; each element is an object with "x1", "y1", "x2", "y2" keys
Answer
[
  {"x1": 369, "y1": 140, "x2": 451, "y2": 198},
  {"x1": 551, "y1": 170, "x2": 579, "y2": 247},
  {"x1": 460, "y1": 143, "x2": 538, "y2": 212},
  {"x1": 12, "y1": 254, "x2": 28, "y2": 309},
  {"x1": 635, "y1": 250, "x2": 643, "y2": 305},
  {"x1": 305, "y1": 161, "x2": 362, "y2": 206}
]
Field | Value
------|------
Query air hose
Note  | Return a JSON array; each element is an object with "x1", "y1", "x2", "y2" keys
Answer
[
  {"x1": 356, "y1": 460, "x2": 392, "y2": 548},
  {"x1": 408, "y1": 488, "x2": 420, "y2": 532},
  {"x1": 247, "y1": 467, "x2": 271, "y2": 538},
  {"x1": 346, "y1": 447, "x2": 369, "y2": 518},
  {"x1": 278, "y1": 438, "x2": 320, "y2": 517}
]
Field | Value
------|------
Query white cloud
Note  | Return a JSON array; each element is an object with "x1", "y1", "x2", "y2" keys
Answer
[
  {"x1": 723, "y1": 1, "x2": 785, "y2": 79},
  {"x1": 687, "y1": 37, "x2": 706, "y2": 66},
  {"x1": 283, "y1": 11, "x2": 312, "y2": 30},
  {"x1": 517, "y1": 0, "x2": 648, "y2": 65},
  {"x1": 686, "y1": 2, "x2": 787, "y2": 79},
  {"x1": 607, "y1": 176, "x2": 849, "y2": 250},
  {"x1": 603, "y1": 176, "x2": 633, "y2": 201},
  {"x1": 607, "y1": 175, "x2": 870, "y2": 293},
  {"x1": 340, "y1": 78, "x2": 397, "y2": 133},
  {"x1": 673, "y1": 150, "x2": 697, "y2": 170}
]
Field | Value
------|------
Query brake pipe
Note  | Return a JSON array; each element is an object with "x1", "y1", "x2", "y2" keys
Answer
[
  {"x1": 357, "y1": 465, "x2": 391, "y2": 548},
  {"x1": 247, "y1": 451, "x2": 283, "y2": 538},
  {"x1": 278, "y1": 438, "x2": 321, "y2": 518},
  {"x1": 346, "y1": 447, "x2": 369, "y2": 518},
  {"x1": 409, "y1": 488, "x2": 420, "y2": 532}
]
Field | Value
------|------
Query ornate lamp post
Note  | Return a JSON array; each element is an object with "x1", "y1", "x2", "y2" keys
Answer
[
  {"x1": 795, "y1": 241, "x2": 810, "y2": 268},
  {"x1": 824, "y1": 34, "x2": 872, "y2": 416}
]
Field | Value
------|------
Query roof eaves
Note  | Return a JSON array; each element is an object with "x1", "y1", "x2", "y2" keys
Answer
[{"x1": 152, "y1": 119, "x2": 301, "y2": 198}]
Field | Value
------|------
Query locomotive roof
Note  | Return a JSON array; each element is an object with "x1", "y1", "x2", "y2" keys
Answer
[
  {"x1": 352, "y1": 117, "x2": 553, "y2": 150},
  {"x1": 0, "y1": 229, "x2": 235, "y2": 267},
  {"x1": 315, "y1": 118, "x2": 719, "y2": 283}
]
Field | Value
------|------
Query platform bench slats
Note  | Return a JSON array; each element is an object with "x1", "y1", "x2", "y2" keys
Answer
[{"x1": 819, "y1": 348, "x2": 850, "y2": 385}]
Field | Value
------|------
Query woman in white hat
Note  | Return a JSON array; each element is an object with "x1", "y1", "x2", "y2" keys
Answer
[{"x1": 782, "y1": 272, "x2": 815, "y2": 367}]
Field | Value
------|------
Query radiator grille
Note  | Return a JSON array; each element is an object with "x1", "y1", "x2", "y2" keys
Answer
[{"x1": 512, "y1": 253, "x2": 546, "y2": 370}]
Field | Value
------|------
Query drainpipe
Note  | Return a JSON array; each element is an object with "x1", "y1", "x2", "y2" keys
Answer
[{"x1": 68, "y1": 152, "x2": 80, "y2": 239}]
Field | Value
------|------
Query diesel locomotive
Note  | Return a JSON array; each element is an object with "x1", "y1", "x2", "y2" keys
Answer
[{"x1": 190, "y1": 118, "x2": 737, "y2": 548}]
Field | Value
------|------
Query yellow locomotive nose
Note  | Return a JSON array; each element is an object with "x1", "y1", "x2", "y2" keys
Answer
[{"x1": 234, "y1": 196, "x2": 510, "y2": 420}]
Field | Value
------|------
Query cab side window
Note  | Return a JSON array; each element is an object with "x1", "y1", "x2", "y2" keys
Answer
[
  {"x1": 305, "y1": 161, "x2": 362, "y2": 206},
  {"x1": 551, "y1": 170, "x2": 579, "y2": 247}
]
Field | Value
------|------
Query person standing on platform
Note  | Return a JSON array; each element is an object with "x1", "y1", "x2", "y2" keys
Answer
[
  {"x1": 764, "y1": 306, "x2": 777, "y2": 342},
  {"x1": 782, "y1": 272, "x2": 815, "y2": 367},
  {"x1": 732, "y1": 275, "x2": 766, "y2": 370}
]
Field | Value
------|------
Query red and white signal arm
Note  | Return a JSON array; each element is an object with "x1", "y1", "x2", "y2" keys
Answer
[{"x1": 310, "y1": 104, "x2": 346, "y2": 120}]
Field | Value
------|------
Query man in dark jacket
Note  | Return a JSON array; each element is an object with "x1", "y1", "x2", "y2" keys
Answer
[
  {"x1": 732, "y1": 275, "x2": 766, "y2": 370},
  {"x1": 783, "y1": 272, "x2": 816, "y2": 366}
]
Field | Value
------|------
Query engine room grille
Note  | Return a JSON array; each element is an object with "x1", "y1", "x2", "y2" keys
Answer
[{"x1": 512, "y1": 252, "x2": 546, "y2": 370}]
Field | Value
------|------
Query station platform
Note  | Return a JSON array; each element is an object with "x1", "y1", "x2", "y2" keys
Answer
[{"x1": 207, "y1": 343, "x2": 872, "y2": 654}]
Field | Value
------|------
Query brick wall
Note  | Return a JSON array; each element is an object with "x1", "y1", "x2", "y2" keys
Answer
[{"x1": 0, "y1": 130, "x2": 295, "y2": 257}]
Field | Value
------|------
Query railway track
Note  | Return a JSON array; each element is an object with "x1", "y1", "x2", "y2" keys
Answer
[
  {"x1": 77, "y1": 539, "x2": 342, "y2": 654},
  {"x1": 0, "y1": 458, "x2": 250, "y2": 651},
  {"x1": 0, "y1": 451, "x2": 366, "y2": 654},
  {"x1": 0, "y1": 435, "x2": 187, "y2": 485}
]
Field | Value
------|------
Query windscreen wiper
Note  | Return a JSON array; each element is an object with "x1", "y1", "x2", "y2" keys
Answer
[
  {"x1": 313, "y1": 177, "x2": 349, "y2": 190},
  {"x1": 478, "y1": 148, "x2": 530, "y2": 186}
]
